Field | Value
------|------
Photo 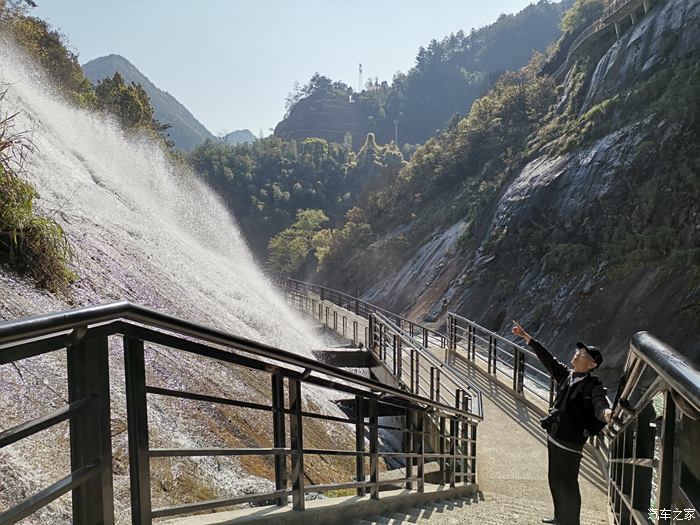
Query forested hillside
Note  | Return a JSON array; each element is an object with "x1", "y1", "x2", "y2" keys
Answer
[
  {"x1": 275, "y1": 0, "x2": 573, "y2": 147},
  {"x1": 190, "y1": 133, "x2": 404, "y2": 259}
]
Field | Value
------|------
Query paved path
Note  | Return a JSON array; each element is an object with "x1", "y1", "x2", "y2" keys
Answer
[{"x1": 350, "y1": 491, "x2": 607, "y2": 525}]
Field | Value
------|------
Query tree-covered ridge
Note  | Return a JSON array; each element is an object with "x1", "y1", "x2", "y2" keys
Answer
[
  {"x1": 277, "y1": 0, "x2": 572, "y2": 147},
  {"x1": 189, "y1": 133, "x2": 406, "y2": 265}
]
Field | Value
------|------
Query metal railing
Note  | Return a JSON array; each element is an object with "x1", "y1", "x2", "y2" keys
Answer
[
  {"x1": 0, "y1": 302, "x2": 480, "y2": 525},
  {"x1": 447, "y1": 312, "x2": 555, "y2": 409},
  {"x1": 607, "y1": 332, "x2": 700, "y2": 525},
  {"x1": 286, "y1": 280, "x2": 700, "y2": 523},
  {"x1": 367, "y1": 312, "x2": 481, "y2": 487},
  {"x1": 369, "y1": 311, "x2": 483, "y2": 419},
  {"x1": 286, "y1": 278, "x2": 447, "y2": 350}
]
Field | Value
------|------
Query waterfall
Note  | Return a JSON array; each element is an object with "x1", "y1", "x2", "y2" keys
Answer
[{"x1": 0, "y1": 41, "x2": 336, "y2": 524}]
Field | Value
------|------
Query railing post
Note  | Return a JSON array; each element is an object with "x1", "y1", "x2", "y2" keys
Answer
[
  {"x1": 631, "y1": 403, "x2": 655, "y2": 516},
  {"x1": 469, "y1": 421, "x2": 477, "y2": 484},
  {"x1": 320, "y1": 288, "x2": 325, "y2": 301},
  {"x1": 406, "y1": 409, "x2": 414, "y2": 490},
  {"x1": 471, "y1": 326, "x2": 476, "y2": 361},
  {"x1": 465, "y1": 325, "x2": 470, "y2": 356},
  {"x1": 417, "y1": 411, "x2": 425, "y2": 493},
  {"x1": 410, "y1": 348, "x2": 416, "y2": 393},
  {"x1": 436, "y1": 369, "x2": 441, "y2": 403},
  {"x1": 355, "y1": 395, "x2": 366, "y2": 497},
  {"x1": 124, "y1": 336, "x2": 151, "y2": 525},
  {"x1": 67, "y1": 334, "x2": 114, "y2": 525},
  {"x1": 439, "y1": 416, "x2": 447, "y2": 486},
  {"x1": 423, "y1": 328, "x2": 428, "y2": 348},
  {"x1": 487, "y1": 336, "x2": 493, "y2": 374},
  {"x1": 513, "y1": 351, "x2": 520, "y2": 392},
  {"x1": 271, "y1": 373, "x2": 287, "y2": 506},
  {"x1": 446, "y1": 315, "x2": 453, "y2": 362},
  {"x1": 289, "y1": 378, "x2": 305, "y2": 510},
  {"x1": 369, "y1": 398, "x2": 379, "y2": 500},
  {"x1": 518, "y1": 352, "x2": 525, "y2": 394},
  {"x1": 657, "y1": 390, "x2": 677, "y2": 512},
  {"x1": 493, "y1": 338, "x2": 498, "y2": 375},
  {"x1": 355, "y1": 298, "x2": 360, "y2": 315},
  {"x1": 430, "y1": 367, "x2": 437, "y2": 401},
  {"x1": 415, "y1": 352, "x2": 420, "y2": 394},
  {"x1": 461, "y1": 392, "x2": 468, "y2": 484},
  {"x1": 393, "y1": 335, "x2": 398, "y2": 375}
]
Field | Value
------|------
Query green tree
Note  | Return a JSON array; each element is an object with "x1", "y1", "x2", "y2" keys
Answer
[
  {"x1": 95, "y1": 72, "x2": 154, "y2": 129},
  {"x1": 267, "y1": 209, "x2": 329, "y2": 276}
]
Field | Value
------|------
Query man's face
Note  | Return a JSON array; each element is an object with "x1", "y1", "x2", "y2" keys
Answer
[{"x1": 571, "y1": 346, "x2": 596, "y2": 372}]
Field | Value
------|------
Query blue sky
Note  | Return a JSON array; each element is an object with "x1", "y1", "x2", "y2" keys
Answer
[{"x1": 34, "y1": 1, "x2": 538, "y2": 136}]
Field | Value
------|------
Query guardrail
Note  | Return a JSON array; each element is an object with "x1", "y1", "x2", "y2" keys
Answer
[
  {"x1": 369, "y1": 311, "x2": 483, "y2": 419},
  {"x1": 607, "y1": 332, "x2": 700, "y2": 524},
  {"x1": 286, "y1": 278, "x2": 447, "y2": 350},
  {"x1": 0, "y1": 302, "x2": 480, "y2": 525},
  {"x1": 368, "y1": 312, "x2": 480, "y2": 487},
  {"x1": 447, "y1": 312, "x2": 555, "y2": 408}
]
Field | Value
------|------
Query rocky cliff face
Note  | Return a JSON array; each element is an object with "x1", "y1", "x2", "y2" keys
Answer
[
  {"x1": 274, "y1": 92, "x2": 370, "y2": 148},
  {"x1": 361, "y1": 0, "x2": 700, "y2": 386}
]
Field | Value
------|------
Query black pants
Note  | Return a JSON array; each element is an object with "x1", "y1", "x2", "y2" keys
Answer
[{"x1": 547, "y1": 439, "x2": 582, "y2": 525}]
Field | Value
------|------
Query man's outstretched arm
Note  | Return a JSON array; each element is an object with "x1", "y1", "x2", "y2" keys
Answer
[{"x1": 512, "y1": 320, "x2": 569, "y2": 385}]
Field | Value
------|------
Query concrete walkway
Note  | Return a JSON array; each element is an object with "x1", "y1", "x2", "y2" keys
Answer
[{"x1": 350, "y1": 491, "x2": 607, "y2": 525}]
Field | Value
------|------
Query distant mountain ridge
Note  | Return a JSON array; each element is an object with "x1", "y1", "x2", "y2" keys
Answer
[
  {"x1": 223, "y1": 129, "x2": 257, "y2": 145},
  {"x1": 82, "y1": 54, "x2": 217, "y2": 151}
]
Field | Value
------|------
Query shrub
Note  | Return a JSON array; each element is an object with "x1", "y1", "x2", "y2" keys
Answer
[{"x1": 0, "y1": 90, "x2": 74, "y2": 290}]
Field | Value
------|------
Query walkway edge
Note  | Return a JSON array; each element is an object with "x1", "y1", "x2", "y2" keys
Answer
[{"x1": 161, "y1": 484, "x2": 479, "y2": 525}]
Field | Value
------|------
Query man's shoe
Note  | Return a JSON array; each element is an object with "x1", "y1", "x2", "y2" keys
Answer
[{"x1": 541, "y1": 518, "x2": 559, "y2": 524}]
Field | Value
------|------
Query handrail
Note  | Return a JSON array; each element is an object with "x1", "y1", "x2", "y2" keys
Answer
[
  {"x1": 628, "y1": 332, "x2": 700, "y2": 413},
  {"x1": 0, "y1": 302, "x2": 481, "y2": 525},
  {"x1": 552, "y1": 0, "x2": 651, "y2": 80},
  {"x1": 447, "y1": 312, "x2": 556, "y2": 407},
  {"x1": 286, "y1": 278, "x2": 447, "y2": 348},
  {"x1": 0, "y1": 301, "x2": 469, "y2": 416},
  {"x1": 607, "y1": 331, "x2": 700, "y2": 523},
  {"x1": 371, "y1": 311, "x2": 483, "y2": 419}
]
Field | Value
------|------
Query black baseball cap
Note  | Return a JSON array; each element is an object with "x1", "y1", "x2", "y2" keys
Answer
[{"x1": 576, "y1": 341, "x2": 603, "y2": 368}]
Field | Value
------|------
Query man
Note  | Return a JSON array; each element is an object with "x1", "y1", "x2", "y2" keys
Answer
[{"x1": 511, "y1": 320, "x2": 612, "y2": 525}]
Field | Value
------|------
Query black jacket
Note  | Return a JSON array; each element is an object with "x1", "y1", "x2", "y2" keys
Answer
[{"x1": 528, "y1": 338, "x2": 609, "y2": 449}]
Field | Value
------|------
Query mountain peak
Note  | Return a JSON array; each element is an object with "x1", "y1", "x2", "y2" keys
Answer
[{"x1": 82, "y1": 54, "x2": 214, "y2": 151}]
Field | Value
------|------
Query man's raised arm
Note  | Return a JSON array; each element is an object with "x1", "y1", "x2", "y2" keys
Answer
[{"x1": 512, "y1": 320, "x2": 569, "y2": 385}]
